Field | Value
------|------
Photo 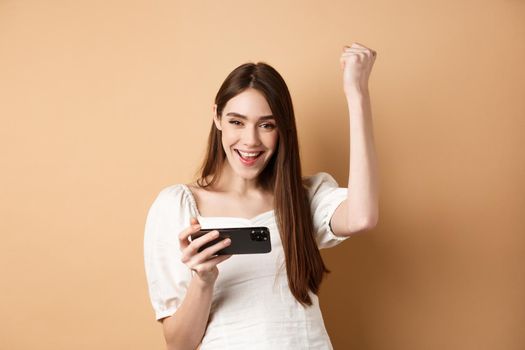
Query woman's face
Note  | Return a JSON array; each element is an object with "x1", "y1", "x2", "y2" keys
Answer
[{"x1": 214, "y1": 88, "x2": 279, "y2": 182}]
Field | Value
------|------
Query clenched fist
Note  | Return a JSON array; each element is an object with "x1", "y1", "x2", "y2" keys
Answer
[{"x1": 340, "y1": 42, "x2": 377, "y2": 95}]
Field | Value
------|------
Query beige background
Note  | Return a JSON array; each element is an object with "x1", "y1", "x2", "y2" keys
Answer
[{"x1": 1, "y1": 0, "x2": 524, "y2": 349}]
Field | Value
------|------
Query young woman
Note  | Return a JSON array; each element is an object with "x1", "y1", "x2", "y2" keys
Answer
[{"x1": 144, "y1": 42, "x2": 378, "y2": 349}]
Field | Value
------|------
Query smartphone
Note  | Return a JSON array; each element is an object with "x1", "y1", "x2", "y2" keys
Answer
[{"x1": 190, "y1": 226, "x2": 271, "y2": 255}]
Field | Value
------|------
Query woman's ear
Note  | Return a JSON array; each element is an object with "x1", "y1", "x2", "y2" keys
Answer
[{"x1": 213, "y1": 104, "x2": 222, "y2": 131}]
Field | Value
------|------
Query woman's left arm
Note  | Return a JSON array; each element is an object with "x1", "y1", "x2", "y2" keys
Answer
[{"x1": 330, "y1": 42, "x2": 379, "y2": 236}]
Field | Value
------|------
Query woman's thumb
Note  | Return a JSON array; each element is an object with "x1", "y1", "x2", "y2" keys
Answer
[{"x1": 190, "y1": 216, "x2": 200, "y2": 225}]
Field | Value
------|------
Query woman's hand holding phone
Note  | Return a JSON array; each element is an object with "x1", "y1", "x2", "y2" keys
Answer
[{"x1": 178, "y1": 217, "x2": 233, "y2": 286}]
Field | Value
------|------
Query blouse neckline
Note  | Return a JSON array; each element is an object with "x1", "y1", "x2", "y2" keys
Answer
[{"x1": 179, "y1": 184, "x2": 275, "y2": 222}]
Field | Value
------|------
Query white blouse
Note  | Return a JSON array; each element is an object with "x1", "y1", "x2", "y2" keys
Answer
[{"x1": 144, "y1": 172, "x2": 350, "y2": 349}]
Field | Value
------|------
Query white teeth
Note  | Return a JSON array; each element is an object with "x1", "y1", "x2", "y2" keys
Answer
[{"x1": 238, "y1": 150, "x2": 262, "y2": 158}]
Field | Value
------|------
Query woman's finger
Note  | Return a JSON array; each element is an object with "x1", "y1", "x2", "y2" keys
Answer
[
  {"x1": 200, "y1": 237, "x2": 231, "y2": 257},
  {"x1": 343, "y1": 47, "x2": 368, "y2": 53},
  {"x1": 187, "y1": 237, "x2": 232, "y2": 266},
  {"x1": 341, "y1": 52, "x2": 368, "y2": 59},
  {"x1": 340, "y1": 51, "x2": 375, "y2": 66},
  {"x1": 191, "y1": 254, "x2": 233, "y2": 274},
  {"x1": 342, "y1": 45, "x2": 376, "y2": 58},
  {"x1": 351, "y1": 42, "x2": 371, "y2": 50},
  {"x1": 178, "y1": 216, "x2": 201, "y2": 248},
  {"x1": 181, "y1": 230, "x2": 222, "y2": 263},
  {"x1": 188, "y1": 230, "x2": 222, "y2": 256},
  {"x1": 341, "y1": 49, "x2": 373, "y2": 57},
  {"x1": 340, "y1": 53, "x2": 367, "y2": 68},
  {"x1": 178, "y1": 222, "x2": 202, "y2": 250}
]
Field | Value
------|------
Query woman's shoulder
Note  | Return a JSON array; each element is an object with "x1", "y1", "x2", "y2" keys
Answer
[
  {"x1": 151, "y1": 183, "x2": 195, "y2": 210},
  {"x1": 155, "y1": 183, "x2": 187, "y2": 198},
  {"x1": 147, "y1": 182, "x2": 200, "y2": 224},
  {"x1": 302, "y1": 172, "x2": 339, "y2": 190},
  {"x1": 302, "y1": 172, "x2": 344, "y2": 202}
]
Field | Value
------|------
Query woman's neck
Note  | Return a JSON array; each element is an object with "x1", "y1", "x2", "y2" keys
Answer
[{"x1": 212, "y1": 163, "x2": 265, "y2": 196}]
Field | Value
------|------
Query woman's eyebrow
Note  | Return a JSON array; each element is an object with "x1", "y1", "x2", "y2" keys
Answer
[{"x1": 225, "y1": 112, "x2": 274, "y2": 120}]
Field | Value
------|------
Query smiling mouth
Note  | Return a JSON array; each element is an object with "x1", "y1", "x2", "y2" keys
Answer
[
  {"x1": 235, "y1": 149, "x2": 264, "y2": 162},
  {"x1": 235, "y1": 149, "x2": 264, "y2": 160}
]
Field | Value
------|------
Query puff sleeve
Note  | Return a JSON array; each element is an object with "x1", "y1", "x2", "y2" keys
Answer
[
  {"x1": 143, "y1": 185, "x2": 195, "y2": 321},
  {"x1": 305, "y1": 172, "x2": 350, "y2": 249}
]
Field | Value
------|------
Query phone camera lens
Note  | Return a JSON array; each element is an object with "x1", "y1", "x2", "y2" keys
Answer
[{"x1": 250, "y1": 230, "x2": 269, "y2": 242}]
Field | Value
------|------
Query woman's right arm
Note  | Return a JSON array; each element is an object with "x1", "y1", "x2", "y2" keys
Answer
[
  {"x1": 161, "y1": 275, "x2": 215, "y2": 350},
  {"x1": 162, "y1": 217, "x2": 232, "y2": 350}
]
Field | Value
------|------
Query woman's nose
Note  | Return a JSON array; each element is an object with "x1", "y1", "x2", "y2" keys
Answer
[{"x1": 241, "y1": 127, "x2": 261, "y2": 146}]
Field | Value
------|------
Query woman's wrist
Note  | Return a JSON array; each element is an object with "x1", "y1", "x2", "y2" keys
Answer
[
  {"x1": 345, "y1": 90, "x2": 370, "y2": 109},
  {"x1": 191, "y1": 273, "x2": 216, "y2": 291},
  {"x1": 345, "y1": 85, "x2": 369, "y2": 100}
]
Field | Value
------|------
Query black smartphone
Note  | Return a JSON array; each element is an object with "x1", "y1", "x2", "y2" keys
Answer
[{"x1": 189, "y1": 226, "x2": 271, "y2": 255}]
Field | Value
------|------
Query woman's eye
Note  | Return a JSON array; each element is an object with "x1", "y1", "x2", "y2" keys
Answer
[
  {"x1": 229, "y1": 120, "x2": 242, "y2": 126},
  {"x1": 260, "y1": 123, "x2": 276, "y2": 130}
]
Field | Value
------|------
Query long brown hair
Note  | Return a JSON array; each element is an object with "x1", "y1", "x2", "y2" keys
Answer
[{"x1": 196, "y1": 62, "x2": 330, "y2": 306}]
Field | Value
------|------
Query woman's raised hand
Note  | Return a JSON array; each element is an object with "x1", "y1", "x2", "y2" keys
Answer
[
  {"x1": 179, "y1": 217, "x2": 233, "y2": 286},
  {"x1": 340, "y1": 42, "x2": 377, "y2": 95}
]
